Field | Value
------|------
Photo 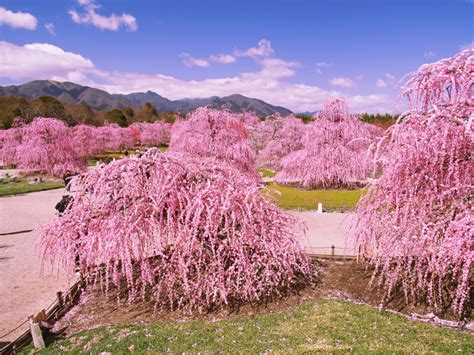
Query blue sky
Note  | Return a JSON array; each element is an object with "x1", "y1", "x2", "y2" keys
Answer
[{"x1": 0, "y1": 0, "x2": 472, "y2": 112}]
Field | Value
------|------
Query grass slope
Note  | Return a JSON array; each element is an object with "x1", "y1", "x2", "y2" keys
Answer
[
  {"x1": 266, "y1": 183, "x2": 361, "y2": 211},
  {"x1": 257, "y1": 168, "x2": 277, "y2": 178},
  {"x1": 0, "y1": 180, "x2": 64, "y2": 197},
  {"x1": 28, "y1": 300, "x2": 472, "y2": 353}
]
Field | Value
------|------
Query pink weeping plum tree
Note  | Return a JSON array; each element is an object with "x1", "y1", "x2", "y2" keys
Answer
[
  {"x1": 40, "y1": 149, "x2": 311, "y2": 312},
  {"x1": 235, "y1": 111, "x2": 263, "y2": 153},
  {"x1": 71, "y1": 124, "x2": 104, "y2": 159},
  {"x1": 354, "y1": 49, "x2": 473, "y2": 317},
  {"x1": 139, "y1": 121, "x2": 172, "y2": 146},
  {"x1": 15, "y1": 117, "x2": 85, "y2": 177},
  {"x1": 257, "y1": 115, "x2": 306, "y2": 170},
  {"x1": 169, "y1": 107, "x2": 257, "y2": 177},
  {"x1": 251, "y1": 113, "x2": 285, "y2": 155},
  {"x1": 95, "y1": 124, "x2": 138, "y2": 152},
  {"x1": 0, "y1": 121, "x2": 25, "y2": 166},
  {"x1": 275, "y1": 98, "x2": 382, "y2": 189}
]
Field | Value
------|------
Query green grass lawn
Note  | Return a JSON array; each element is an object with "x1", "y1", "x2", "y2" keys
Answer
[
  {"x1": 0, "y1": 180, "x2": 64, "y2": 197},
  {"x1": 27, "y1": 300, "x2": 473, "y2": 353},
  {"x1": 266, "y1": 182, "x2": 361, "y2": 211},
  {"x1": 257, "y1": 167, "x2": 277, "y2": 178}
]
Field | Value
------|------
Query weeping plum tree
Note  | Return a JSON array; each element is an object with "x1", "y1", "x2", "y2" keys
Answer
[
  {"x1": 0, "y1": 121, "x2": 25, "y2": 166},
  {"x1": 257, "y1": 115, "x2": 306, "y2": 170},
  {"x1": 355, "y1": 49, "x2": 473, "y2": 316},
  {"x1": 40, "y1": 149, "x2": 311, "y2": 312},
  {"x1": 15, "y1": 117, "x2": 85, "y2": 177},
  {"x1": 169, "y1": 107, "x2": 257, "y2": 177},
  {"x1": 251, "y1": 113, "x2": 284, "y2": 156},
  {"x1": 71, "y1": 124, "x2": 104, "y2": 159},
  {"x1": 138, "y1": 121, "x2": 171, "y2": 146},
  {"x1": 95, "y1": 124, "x2": 138, "y2": 151},
  {"x1": 275, "y1": 98, "x2": 382, "y2": 188}
]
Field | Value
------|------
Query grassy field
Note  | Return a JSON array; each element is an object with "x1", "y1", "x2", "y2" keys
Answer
[
  {"x1": 26, "y1": 299, "x2": 473, "y2": 353},
  {"x1": 266, "y1": 182, "x2": 361, "y2": 211},
  {"x1": 257, "y1": 167, "x2": 277, "y2": 178},
  {"x1": 0, "y1": 180, "x2": 64, "y2": 197}
]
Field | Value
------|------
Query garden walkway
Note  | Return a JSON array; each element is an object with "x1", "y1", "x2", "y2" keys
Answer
[
  {"x1": 290, "y1": 211, "x2": 356, "y2": 256},
  {"x1": 0, "y1": 188, "x2": 72, "y2": 343}
]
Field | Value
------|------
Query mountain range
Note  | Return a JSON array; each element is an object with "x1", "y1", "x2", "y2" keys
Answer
[{"x1": 0, "y1": 80, "x2": 292, "y2": 116}]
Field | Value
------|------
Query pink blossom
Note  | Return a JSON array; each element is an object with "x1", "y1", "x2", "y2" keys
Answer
[
  {"x1": 138, "y1": 121, "x2": 171, "y2": 146},
  {"x1": 0, "y1": 124, "x2": 25, "y2": 166},
  {"x1": 257, "y1": 115, "x2": 306, "y2": 170},
  {"x1": 169, "y1": 107, "x2": 257, "y2": 179},
  {"x1": 40, "y1": 149, "x2": 311, "y2": 311},
  {"x1": 15, "y1": 117, "x2": 85, "y2": 177},
  {"x1": 355, "y1": 49, "x2": 473, "y2": 316},
  {"x1": 276, "y1": 98, "x2": 382, "y2": 188},
  {"x1": 71, "y1": 124, "x2": 103, "y2": 158}
]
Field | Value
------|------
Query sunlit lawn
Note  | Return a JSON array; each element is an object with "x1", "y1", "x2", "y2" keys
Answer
[
  {"x1": 265, "y1": 182, "x2": 362, "y2": 211},
  {"x1": 0, "y1": 180, "x2": 64, "y2": 197},
  {"x1": 257, "y1": 167, "x2": 277, "y2": 178},
  {"x1": 26, "y1": 299, "x2": 473, "y2": 353}
]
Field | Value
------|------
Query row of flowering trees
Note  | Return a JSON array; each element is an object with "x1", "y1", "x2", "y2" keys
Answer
[
  {"x1": 0, "y1": 118, "x2": 171, "y2": 177},
  {"x1": 1, "y1": 101, "x2": 385, "y2": 183},
  {"x1": 36, "y1": 47, "x2": 474, "y2": 317}
]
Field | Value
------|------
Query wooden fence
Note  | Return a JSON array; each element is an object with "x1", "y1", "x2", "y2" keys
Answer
[{"x1": 0, "y1": 279, "x2": 85, "y2": 355}]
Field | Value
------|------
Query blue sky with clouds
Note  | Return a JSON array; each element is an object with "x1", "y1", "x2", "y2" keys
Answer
[{"x1": 0, "y1": 0, "x2": 472, "y2": 112}]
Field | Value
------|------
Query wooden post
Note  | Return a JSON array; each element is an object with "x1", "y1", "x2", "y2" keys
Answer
[
  {"x1": 34, "y1": 309, "x2": 46, "y2": 323},
  {"x1": 331, "y1": 245, "x2": 335, "y2": 256},
  {"x1": 317, "y1": 203, "x2": 323, "y2": 213},
  {"x1": 29, "y1": 316, "x2": 45, "y2": 350},
  {"x1": 56, "y1": 291, "x2": 64, "y2": 308}
]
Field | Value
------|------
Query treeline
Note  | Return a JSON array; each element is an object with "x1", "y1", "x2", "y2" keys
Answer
[
  {"x1": 360, "y1": 113, "x2": 399, "y2": 129},
  {"x1": 0, "y1": 95, "x2": 177, "y2": 129}
]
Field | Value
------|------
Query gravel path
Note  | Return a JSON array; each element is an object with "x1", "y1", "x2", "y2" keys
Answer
[
  {"x1": 0, "y1": 188, "x2": 72, "y2": 343},
  {"x1": 290, "y1": 211, "x2": 356, "y2": 256}
]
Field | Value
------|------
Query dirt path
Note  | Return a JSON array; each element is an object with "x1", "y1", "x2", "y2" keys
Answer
[
  {"x1": 0, "y1": 188, "x2": 73, "y2": 342},
  {"x1": 290, "y1": 211, "x2": 356, "y2": 256}
]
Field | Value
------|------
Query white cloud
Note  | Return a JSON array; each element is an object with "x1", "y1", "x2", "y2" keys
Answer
[
  {"x1": 180, "y1": 53, "x2": 210, "y2": 68},
  {"x1": 376, "y1": 79, "x2": 388, "y2": 88},
  {"x1": 0, "y1": 41, "x2": 95, "y2": 81},
  {"x1": 315, "y1": 62, "x2": 333, "y2": 74},
  {"x1": 235, "y1": 39, "x2": 274, "y2": 58},
  {"x1": 375, "y1": 73, "x2": 396, "y2": 88},
  {"x1": 0, "y1": 7, "x2": 37, "y2": 30},
  {"x1": 69, "y1": 0, "x2": 137, "y2": 31},
  {"x1": 209, "y1": 54, "x2": 236, "y2": 64},
  {"x1": 242, "y1": 58, "x2": 299, "y2": 80},
  {"x1": 355, "y1": 74, "x2": 364, "y2": 81},
  {"x1": 423, "y1": 51, "x2": 436, "y2": 58},
  {"x1": 459, "y1": 42, "x2": 473, "y2": 50},
  {"x1": 329, "y1": 77, "x2": 355, "y2": 88},
  {"x1": 0, "y1": 40, "x2": 393, "y2": 113},
  {"x1": 45, "y1": 22, "x2": 55, "y2": 35}
]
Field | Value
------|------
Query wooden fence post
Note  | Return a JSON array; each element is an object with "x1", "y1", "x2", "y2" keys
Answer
[
  {"x1": 29, "y1": 316, "x2": 45, "y2": 350},
  {"x1": 56, "y1": 291, "x2": 64, "y2": 308}
]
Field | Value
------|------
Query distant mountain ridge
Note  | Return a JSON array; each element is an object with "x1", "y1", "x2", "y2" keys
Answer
[{"x1": 0, "y1": 80, "x2": 292, "y2": 116}]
